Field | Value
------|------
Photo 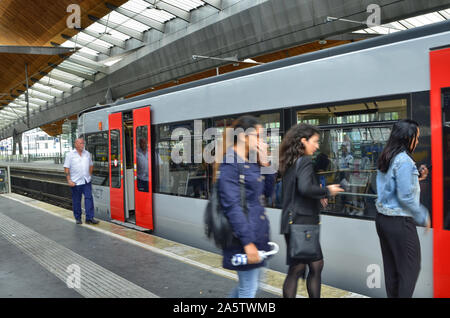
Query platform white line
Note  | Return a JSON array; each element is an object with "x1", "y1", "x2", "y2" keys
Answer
[{"x1": 0, "y1": 212, "x2": 159, "y2": 298}]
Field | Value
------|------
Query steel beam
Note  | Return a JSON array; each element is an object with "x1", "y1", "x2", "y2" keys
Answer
[{"x1": 0, "y1": 45, "x2": 74, "y2": 55}]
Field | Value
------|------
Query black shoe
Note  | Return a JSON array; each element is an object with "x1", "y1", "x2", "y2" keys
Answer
[
  {"x1": 85, "y1": 218, "x2": 99, "y2": 225},
  {"x1": 76, "y1": 219, "x2": 82, "y2": 225}
]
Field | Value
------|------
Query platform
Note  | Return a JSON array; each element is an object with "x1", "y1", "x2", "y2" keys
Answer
[{"x1": 0, "y1": 193, "x2": 367, "y2": 298}]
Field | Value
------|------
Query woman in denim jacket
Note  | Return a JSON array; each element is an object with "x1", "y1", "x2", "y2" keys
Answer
[{"x1": 376, "y1": 119, "x2": 431, "y2": 298}]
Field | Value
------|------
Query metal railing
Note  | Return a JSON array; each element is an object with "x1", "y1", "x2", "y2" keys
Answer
[{"x1": 0, "y1": 154, "x2": 65, "y2": 164}]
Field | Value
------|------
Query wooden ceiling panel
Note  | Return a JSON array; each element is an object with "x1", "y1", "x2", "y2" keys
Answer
[{"x1": 0, "y1": 0, "x2": 127, "y2": 109}]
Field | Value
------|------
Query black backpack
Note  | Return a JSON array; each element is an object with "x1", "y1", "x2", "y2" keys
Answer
[{"x1": 204, "y1": 164, "x2": 247, "y2": 249}]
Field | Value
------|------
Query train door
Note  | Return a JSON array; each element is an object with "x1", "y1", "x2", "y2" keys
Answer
[
  {"x1": 108, "y1": 107, "x2": 153, "y2": 230},
  {"x1": 133, "y1": 107, "x2": 153, "y2": 230},
  {"x1": 108, "y1": 112, "x2": 125, "y2": 222},
  {"x1": 430, "y1": 45, "x2": 450, "y2": 297}
]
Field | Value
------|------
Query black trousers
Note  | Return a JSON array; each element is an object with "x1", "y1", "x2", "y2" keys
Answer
[{"x1": 375, "y1": 213, "x2": 421, "y2": 298}]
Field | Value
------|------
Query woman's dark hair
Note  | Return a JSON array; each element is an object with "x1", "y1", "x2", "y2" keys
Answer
[
  {"x1": 377, "y1": 119, "x2": 420, "y2": 173},
  {"x1": 212, "y1": 115, "x2": 260, "y2": 183},
  {"x1": 231, "y1": 115, "x2": 259, "y2": 145},
  {"x1": 279, "y1": 123, "x2": 320, "y2": 176}
]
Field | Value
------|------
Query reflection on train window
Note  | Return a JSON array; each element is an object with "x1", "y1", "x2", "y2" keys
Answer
[
  {"x1": 136, "y1": 126, "x2": 149, "y2": 193},
  {"x1": 297, "y1": 98, "x2": 407, "y2": 125},
  {"x1": 155, "y1": 121, "x2": 210, "y2": 199},
  {"x1": 295, "y1": 98, "x2": 407, "y2": 219},
  {"x1": 214, "y1": 112, "x2": 281, "y2": 207},
  {"x1": 314, "y1": 127, "x2": 391, "y2": 218},
  {"x1": 214, "y1": 112, "x2": 282, "y2": 169},
  {"x1": 85, "y1": 132, "x2": 109, "y2": 186},
  {"x1": 110, "y1": 129, "x2": 121, "y2": 189},
  {"x1": 443, "y1": 90, "x2": 450, "y2": 230}
]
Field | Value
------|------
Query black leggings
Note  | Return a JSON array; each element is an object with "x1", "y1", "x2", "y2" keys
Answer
[{"x1": 282, "y1": 259, "x2": 324, "y2": 298}]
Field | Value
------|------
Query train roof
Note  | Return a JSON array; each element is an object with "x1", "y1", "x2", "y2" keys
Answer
[{"x1": 79, "y1": 19, "x2": 450, "y2": 118}]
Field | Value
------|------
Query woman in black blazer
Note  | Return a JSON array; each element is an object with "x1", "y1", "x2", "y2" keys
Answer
[{"x1": 279, "y1": 124, "x2": 343, "y2": 298}]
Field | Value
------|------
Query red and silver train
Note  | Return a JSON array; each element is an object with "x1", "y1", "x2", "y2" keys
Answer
[{"x1": 78, "y1": 20, "x2": 450, "y2": 297}]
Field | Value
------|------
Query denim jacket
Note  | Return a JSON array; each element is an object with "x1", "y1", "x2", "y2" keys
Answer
[{"x1": 376, "y1": 151, "x2": 429, "y2": 226}]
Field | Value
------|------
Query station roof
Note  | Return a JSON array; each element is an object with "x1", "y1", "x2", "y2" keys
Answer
[
  {"x1": 0, "y1": 0, "x2": 222, "y2": 134},
  {"x1": 0, "y1": 0, "x2": 449, "y2": 138}
]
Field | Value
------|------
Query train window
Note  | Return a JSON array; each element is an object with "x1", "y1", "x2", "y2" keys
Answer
[
  {"x1": 154, "y1": 120, "x2": 210, "y2": 199},
  {"x1": 214, "y1": 112, "x2": 281, "y2": 207},
  {"x1": 443, "y1": 89, "x2": 450, "y2": 230},
  {"x1": 85, "y1": 132, "x2": 109, "y2": 187},
  {"x1": 315, "y1": 126, "x2": 390, "y2": 218},
  {"x1": 295, "y1": 98, "x2": 407, "y2": 219},
  {"x1": 110, "y1": 129, "x2": 121, "y2": 189},
  {"x1": 136, "y1": 126, "x2": 149, "y2": 193},
  {"x1": 297, "y1": 98, "x2": 407, "y2": 125},
  {"x1": 214, "y1": 112, "x2": 282, "y2": 169}
]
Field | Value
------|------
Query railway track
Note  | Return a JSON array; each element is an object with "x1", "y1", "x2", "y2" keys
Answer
[{"x1": 9, "y1": 168, "x2": 72, "y2": 210}]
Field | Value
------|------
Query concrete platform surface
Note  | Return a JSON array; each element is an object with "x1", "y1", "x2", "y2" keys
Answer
[{"x1": 0, "y1": 193, "x2": 368, "y2": 298}]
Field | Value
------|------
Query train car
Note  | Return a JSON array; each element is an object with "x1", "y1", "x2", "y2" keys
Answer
[{"x1": 77, "y1": 20, "x2": 450, "y2": 298}]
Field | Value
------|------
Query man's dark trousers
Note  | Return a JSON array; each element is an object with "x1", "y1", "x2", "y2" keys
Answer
[{"x1": 71, "y1": 182, "x2": 95, "y2": 221}]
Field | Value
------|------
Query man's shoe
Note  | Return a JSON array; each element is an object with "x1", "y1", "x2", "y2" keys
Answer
[
  {"x1": 85, "y1": 218, "x2": 99, "y2": 225},
  {"x1": 76, "y1": 219, "x2": 82, "y2": 225}
]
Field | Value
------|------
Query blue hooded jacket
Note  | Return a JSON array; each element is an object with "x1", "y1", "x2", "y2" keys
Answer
[{"x1": 218, "y1": 148, "x2": 271, "y2": 271}]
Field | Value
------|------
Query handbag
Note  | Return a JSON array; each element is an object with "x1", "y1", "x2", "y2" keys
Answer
[
  {"x1": 204, "y1": 163, "x2": 247, "y2": 249},
  {"x1": 288, "y1": 157, "x2": 321, "y2": 259},
  {"x1": 289, "y1": 223, "x2": 320, "y2": 259}
]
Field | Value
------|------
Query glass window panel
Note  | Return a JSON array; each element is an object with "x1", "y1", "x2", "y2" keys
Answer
[
  {"x1": 136, "y1": 126, "x2": 149, "y2": 192},
  {"x1": 110, "y1": 129, "x2": 121, "y2": 188},
  {"x1": 140, "y1": 6, "x2": 174, "y2": 23},
  {"x1": 297, "y1": 98, "x2": 407, "y2": 125},
  {"x1": 61, "y1": 61, "x2": 97, "y2": 75},
  {"x1": 165, "y1": 0, "x2": 204, "y2": 11},
  {"x1": 108, "y1": 29, "x2": 132, "y2": 41},
  {"x1": 313, "y1": 126, "x2": 391, "y2": 218},
  {"x1": 85, "y1": 132, "x2": 109, "y2": 186},
  {"x1": 155, "y1": 120, "x2": 209, "y2": 199},
  {"x1": 294, "y1": 98, "x2": 408, "y2": 219},
  {"x1": 439, "y1": 10, "x2": 450, "y2": 19}
]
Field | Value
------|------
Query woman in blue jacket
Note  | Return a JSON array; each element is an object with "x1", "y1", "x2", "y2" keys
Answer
[
  {"x1": 217, "y1": 115, "x2": 271, "y2": 298},
  {"x1": 376, "y1": 119, "x2": 431, "y2": 298}
]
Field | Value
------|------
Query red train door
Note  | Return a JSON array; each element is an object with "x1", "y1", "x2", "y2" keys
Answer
[
  {"x1": 109, "y1": 112, "x2": 125, "y2": 222},
  {"x1": 430, "y1": 45, "x2": 450, "y2": 297},
  {"x1": 133, "y1": 106, "x2": 153, "y2": 230}
]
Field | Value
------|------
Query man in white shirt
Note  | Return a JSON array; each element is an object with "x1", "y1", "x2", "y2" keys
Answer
[{"x1": 64, "y1": 138, "x2": 99, "y2": 225}]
